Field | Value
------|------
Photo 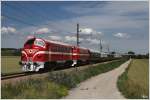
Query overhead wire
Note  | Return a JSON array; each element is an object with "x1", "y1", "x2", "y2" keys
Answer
[
  {"x1": 3, "y1": 2, "x2": 78, "y2": 40},
  {"x1": 3, "y1": 14, "x2": 38, "y2": 27}
]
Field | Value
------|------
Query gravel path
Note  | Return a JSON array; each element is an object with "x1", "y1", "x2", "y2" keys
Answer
[{"x1": 64, "y1": 59, "x2": 131, "y2": 99}]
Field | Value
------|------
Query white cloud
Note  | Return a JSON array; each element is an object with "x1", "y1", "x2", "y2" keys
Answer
[
  {"x1": 80, "y1": 28, "x2": 93, "y2": 35},
  {"x1": 96, "y1": 32, "x2": 102, "y2": 35},
  {"x1": 80, "y1": 28, "x2": 103, "y2": 36},
  {"x1": 113, "y1": 33, "x2": 130, "y2": 38},
  {"x1": 65, "y1": 36, "x2": 76, "y2": 42},
  {"x1": 35, "y1": 27, "x2": 49, "y2": 34},
  {"x1": 1, "y1": 26, "x2": 17, "y2": 34},
  {"x1": 1, "y1": 16, "x2": 4, "y2": 20},
  {"x1": 48, "y1": 35, "x2": 62, "y2": 41},
  {"x1": 86, "y1": 38, "x2": 106, "y2": 45},
  {"x1": 89, "y1": 39, "x2": 99, "y2": 44}
]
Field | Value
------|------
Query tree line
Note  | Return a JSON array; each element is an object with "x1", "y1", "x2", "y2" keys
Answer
[{"x1": 1, "y1": 48, "x2": 21, "y2": 56}]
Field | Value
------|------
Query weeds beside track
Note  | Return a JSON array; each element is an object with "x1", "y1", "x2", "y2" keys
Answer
[{"x1": 48, "y1": 59, "x2": 127, "y2": 89}]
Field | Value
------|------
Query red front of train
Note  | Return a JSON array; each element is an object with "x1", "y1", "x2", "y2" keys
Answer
[{"x1": 20, "y1": 37, "x2": 90, "y2": 72}]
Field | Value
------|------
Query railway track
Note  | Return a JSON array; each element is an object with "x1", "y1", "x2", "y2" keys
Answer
[
  {"x1": 1, "y1": 59, "x2": 121, "y2": 81},
  {"x1": 1, "y1": 72, "x2": 34, "y2": 80}
]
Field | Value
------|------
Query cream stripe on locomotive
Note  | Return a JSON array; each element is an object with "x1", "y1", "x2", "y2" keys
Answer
[
  {"x1": 22, "y1": 50, "x2": 89, "y2": 59},
  {"x1": 32, "y1": 51, "x2": 89, "y2": 56},
  {"x1": 22, "y1": 51, "x2": 28, "y2": 57}
]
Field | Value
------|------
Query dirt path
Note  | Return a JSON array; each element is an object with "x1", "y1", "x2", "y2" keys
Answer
[{"x1": 64, "y1": 59, "x2": 131, "y2": 99}]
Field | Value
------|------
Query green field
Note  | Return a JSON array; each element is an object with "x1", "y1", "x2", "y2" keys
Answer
[
  {"x1": 1, "y1": 56, "x2": 22, "y2": 74},
  {"x1": 118, "y1": 59, "x2": 149, "y2": 99}
]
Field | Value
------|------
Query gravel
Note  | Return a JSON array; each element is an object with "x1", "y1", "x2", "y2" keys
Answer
[{"x1": 64, "y1": 59, "x2": 131, "y2": 99}]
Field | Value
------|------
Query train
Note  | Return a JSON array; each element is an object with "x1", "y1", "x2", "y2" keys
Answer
[{"x1": 19, "y1": 36, "x2": 121, "y2": 72}]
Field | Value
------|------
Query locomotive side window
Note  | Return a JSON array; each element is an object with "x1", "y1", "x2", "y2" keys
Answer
[{"x1": 34, "y1": 39, "x2": 45, "y2": 48}]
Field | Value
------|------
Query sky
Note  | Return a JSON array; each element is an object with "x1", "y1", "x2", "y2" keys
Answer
[{"x1": 1, "y1": 1, "x2": 149, "y2": 54}]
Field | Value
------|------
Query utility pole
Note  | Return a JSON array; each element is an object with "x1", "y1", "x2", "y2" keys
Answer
[
  {"x1": 75, "y1": 23, "x2": 80, "y2": 71},
  {"x1": 100, "y1": 38, "x2": 102, "y2": 53},
  {"x1": 77, "y1": 23, "x2": 80, "y2": 47},
  {"x1": 107, "y1": 43, "x2": 110, "y2": 53}
]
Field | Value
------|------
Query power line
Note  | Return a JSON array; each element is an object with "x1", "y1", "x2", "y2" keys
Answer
[
  {"x1": 3, "y1": 3, "x2": 77, "y2": 35},
  {"x1": 3, "y1": 14, "x2": 38, "y2": 27},
  {"x1": 4, "y1": 3, "x2": 57, "y2": 29},
  {"x1": 4, "y1": 3, "x2": 34, "y2": 19}
]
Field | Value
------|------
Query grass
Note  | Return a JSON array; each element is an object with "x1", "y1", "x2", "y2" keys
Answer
[
  {"x1": 48, "y1": 59, "x2": 127, "y2": 88},
  {"x1": 2, "y1": 78, "x2": 68, "y2": 99},
  {"x1": 117, "y1": 59, "x2": 149, "y2": 99},
  {"x1": 1, "y1": 56, "x2": 21, "y2": 74},
  {"x1": 2, "y1": 59, "x2": 127, "y2": 99}
]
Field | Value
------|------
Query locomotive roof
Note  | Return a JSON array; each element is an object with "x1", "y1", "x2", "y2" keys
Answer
[
  {"x1": 36, "y1": 38, "x2": 90, "y2": 50},
  {"x1": 45, "y1": 39, "x2": 72, "y2": 47}
]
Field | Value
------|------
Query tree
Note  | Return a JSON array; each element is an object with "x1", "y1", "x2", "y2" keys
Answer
[
  {"x1": 146, "y1": 53, "x2": 149, "y2": 58},
  {"x1": 127, "y1": 51, "x2": 135, "y2": 58},
  {"x1": 128, "y1": 51, "x2": 135, "y2": 55},
  {"x1": 111, "y1": 51, "x2": 116, "y2": 54}
]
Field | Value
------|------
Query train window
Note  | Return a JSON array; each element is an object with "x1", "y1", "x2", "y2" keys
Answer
[
  {"x1": 58, "y1": 47, "x2": 61, "y2": 52},
  {"x1": 25, "y1": 38, "x2": 35, "y2": 45},
  {"x1": 34, "y1": 39, "x2": 45, "y2": 48},
  {"x1": 55, "y1": 46, "x2": 58, "y2": 52},
  {"x1": 62, "y1": 47, "x2": 64, "y2": 52},
  {"x1": 65, "y1": 47, "x2": 67, "y2": 52},
  {"x1": 58, "y1": 47, "x2": 60, "y2": 52}
]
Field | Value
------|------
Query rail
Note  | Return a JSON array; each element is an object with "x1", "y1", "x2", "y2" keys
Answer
[{"x1": 1, "y1": 72, "x2": 33, "y2": 80}]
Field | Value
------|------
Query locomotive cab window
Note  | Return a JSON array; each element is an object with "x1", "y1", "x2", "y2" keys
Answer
[
  {"x1": 25, "y1": 38, "x2": 35, "y2": 45},
  {"x1": 24, "y1": 38, "x2": 35, "y2": 48},
  {"x1": 34, "y1": 39, "x2": 45, "y2": 48}
]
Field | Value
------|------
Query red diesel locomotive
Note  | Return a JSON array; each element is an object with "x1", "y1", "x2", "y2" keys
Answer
[{"x1": 20, "y1": 36, "x2": 90, "y2": 72}]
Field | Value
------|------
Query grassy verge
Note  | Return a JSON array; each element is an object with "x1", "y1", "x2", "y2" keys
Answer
[
  {"x1": 48, "y1": 59, "x2": 127, "y2": 88},
  {"x1": 117, "y1": 59, "x2": 149, "y2": 99},
  {"x1": 2, "y1": 59, "x2": 127, "y2": 99},
  {"x1": 1, "y1": 56, "x2": 21, "y2": 74},
  {"x1": 2, "y1": 79, "x2": 68, "y2": 99}
]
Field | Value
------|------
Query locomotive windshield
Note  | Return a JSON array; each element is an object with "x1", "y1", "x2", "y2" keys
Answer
[
  {"x1": 34, "y1": 39, "x2": 45, "y2": 48},
  {"x1": 24, "y1": 38, "x2": 35, "y2": 48}
]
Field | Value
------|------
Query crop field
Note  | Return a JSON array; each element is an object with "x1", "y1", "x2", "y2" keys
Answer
[
  {"x1": 118, "y1": 59, "x2": 149, "y2": 99},
  {"x1": 1, "y1": 56, "x2": 22, "y2": 74}
]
